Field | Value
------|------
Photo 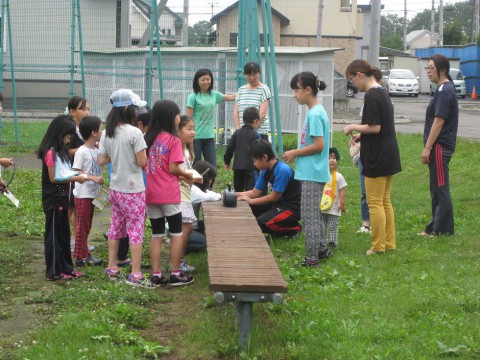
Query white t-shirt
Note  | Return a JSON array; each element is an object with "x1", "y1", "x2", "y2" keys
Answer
[
  {"x1": 73, "y1": 145, "x2": 102, "y2": 198},
  {"x1": 322, "y1": 171, "x2": 347, "y2": 217},
  {"x1": 99, "y1": 124, "x2": 147, "y2": 193}
]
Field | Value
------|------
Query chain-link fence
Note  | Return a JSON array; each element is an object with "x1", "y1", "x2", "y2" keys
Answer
[{"x1": 0, "y1": 0, "x2": 335, "y2": 150}]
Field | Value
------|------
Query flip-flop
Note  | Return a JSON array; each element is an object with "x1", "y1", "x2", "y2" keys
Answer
[
  {"x1": 417, "y1": 232, "x2": 433, "y2": 237},
  {"x1": 117, "y1": 259, "x2": 131, "y2": 268}
]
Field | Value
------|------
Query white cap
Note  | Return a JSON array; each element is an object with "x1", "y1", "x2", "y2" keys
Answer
[{"x1": 110, "y1": 89, "x2": 147, "y2": 108}]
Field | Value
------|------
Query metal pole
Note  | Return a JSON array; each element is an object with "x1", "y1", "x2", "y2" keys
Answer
[
  {"x1": 260, "y1": 0, "x2": 275, "y2": 152},
  {"x1": 6, "y1": 0, "x2": 18, "y2": 142},
  {"x1": 0, "y1": 0, "x2": 6, "y2": 139},
  {"x1": 265, "y1": 0, "x2": 283, "y2": 154},
  {"x1": 475, "y1": 0, "x2": 480, "y2": 42},
  {"x1": 148, "y1": 0, "x2": 155, "y2": 104},
  {"x1": 70, "y1": 0, "x2": 76, "y2": 98},
  {"x1": 154, "y1": 0, "x2": 164, "y2": 99},
  {"x1": 367, "y1": 0, "x2": 381, "y2": 68},
  {"x1": 439, "y1": 0, "x2": 443, "y2": 46},
  {"x1": 403, "y1": 0, "x2": 407, "y2": 52},
  {"x1": 430, "y1": 0, "x2": 435, "y2": 46},
  {"x1": 76, "y1": 0, "x2": 86, "y2": 98},
  {"x1": 183, "y1": 0, "x2": 189, "y2": 46},
  {"x1": 237, "y1": 0, "x2": 246, "y2": 88},
  {"x1": 237, "y1": 302, "x2": 252, "y2": 352},
  {"x1": 316, "y1": 0, "x2": 324, "y2": 46}
]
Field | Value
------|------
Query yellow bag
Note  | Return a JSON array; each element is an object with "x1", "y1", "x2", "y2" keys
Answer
[{"x1": 320, "y1": 171, "x2": 336, "y2": 211}]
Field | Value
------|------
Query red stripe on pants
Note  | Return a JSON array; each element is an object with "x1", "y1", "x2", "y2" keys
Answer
[
  {"x1": 435, "y1": 144, "x2": 445, "y2": 187},
  {"x1": 266, "y1": 210, "x2": 301, "y2": 233}
]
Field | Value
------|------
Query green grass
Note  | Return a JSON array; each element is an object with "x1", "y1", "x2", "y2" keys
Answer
[
  {"x1": 1, "y1": 132, "x2": 480, "y2": 359},
  {"x1": 0, "y1": 120, "x2": 50, "y2": 155}
]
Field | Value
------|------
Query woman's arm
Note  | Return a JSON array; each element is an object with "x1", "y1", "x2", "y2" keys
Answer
[
  {"x1": 233, "y1": 102, "x2": 240, "y2": 129},
  {"x1": 344, "y1": 123, "x2": 381, "y2": 136},
  {"x1": 223, "y1": 93, "x2": 236, "y2": 101},
  {"x1": 258, "y1": 99, "x2": 270, "y2": 123},
  {"x1": 186, "y1": 107, "x2": 194, "y2": 117},
  {"x1": 422, "y1": 116, "x2": 445, "y2": 164}
]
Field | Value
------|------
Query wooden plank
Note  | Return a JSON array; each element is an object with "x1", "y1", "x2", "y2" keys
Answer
[{"x1": 203, "y1": 201, "x2": 287, "y2": 293}]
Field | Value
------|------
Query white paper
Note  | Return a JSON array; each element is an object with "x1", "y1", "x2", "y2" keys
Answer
[{"x1": 4, "y1": 189, "x2": 20, "y2": 207}]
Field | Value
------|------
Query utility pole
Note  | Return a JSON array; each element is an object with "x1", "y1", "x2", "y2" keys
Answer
[
  {"x1": 474, "y1": 0, "x2": 480, "y2": 42},
  {"x1": 368, "y1": 0, "x2": 381, "y2": 67},
  {"x1": 430, "y1": 0, "x2": 435, "y2": 46},
  {"x1": 403, "y1": 0, "x2": 407, "y2": 52},
  {"x1": 183, "y1": 0, "x2": 189, "y2": 46},
  {"x1": 439, "y1": 0, "x2": 443, "y2": 46},
  {"x1": 316, "y1": 0, "x2": 324, "y2": 46}
]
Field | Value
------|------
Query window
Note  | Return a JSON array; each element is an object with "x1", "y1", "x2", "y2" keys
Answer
[{"x1": 230, "y1": 32, "x2": 238, "y2": 46}]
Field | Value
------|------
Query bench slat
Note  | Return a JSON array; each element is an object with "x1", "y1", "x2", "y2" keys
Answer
[{"x1": 203, "y1": 201, "x2": 287, "y2": 293}]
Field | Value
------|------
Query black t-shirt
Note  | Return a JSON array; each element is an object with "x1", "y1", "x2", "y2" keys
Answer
[
  {"x1": 260, "y1": 161, "x2": 301, "y2": 216},
  {"x1": 424, "y1": 81, "x2": 458, "y2": 151},
  {"x1": 360, "y1": 87, "x2": 402, "y2": 178},
  {"x1": 41, "y1": 149, "x2": 71, "y2": 211}
]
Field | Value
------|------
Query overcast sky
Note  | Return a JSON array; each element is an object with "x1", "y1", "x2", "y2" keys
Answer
[{"x1": 165, "y1": 0, "x2": 467, "y2": 23}]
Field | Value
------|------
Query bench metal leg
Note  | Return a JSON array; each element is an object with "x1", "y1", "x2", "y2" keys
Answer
[{"x1": 236, "y1": 301, "x2": 252, "y2": 351}]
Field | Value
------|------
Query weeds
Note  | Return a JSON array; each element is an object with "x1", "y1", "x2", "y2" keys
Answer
[{"x1": 1, "y1": 132, "x2": 480, "y2": 359}]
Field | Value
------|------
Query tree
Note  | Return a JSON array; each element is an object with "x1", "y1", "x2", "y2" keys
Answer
[
  {"x1": 188, "y1": 20, "x2": 213, "y2": 46},
  {"x1": 443, "y1": 21, "x2": 467, "y2": 45},
  {"x1": 407, "y1": 1, "x2": 475, "y2": 44},
  {"x1": 381, "y1": 35, "x2": 404, "y2": 51},
  {"x1": 381, "y1": 14, "x2": 405, "y2": 37}
]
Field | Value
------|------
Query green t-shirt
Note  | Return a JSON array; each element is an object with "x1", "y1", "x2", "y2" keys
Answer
[{"x1": 186, "y1": 90, "x2": 224, "y2": 139}]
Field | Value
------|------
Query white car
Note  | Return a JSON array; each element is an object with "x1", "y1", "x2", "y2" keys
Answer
[
  {"x1": 430, "y1": 68, "x2": 466, "y2": 99},
  {"x1": 385, "y1": 69, "x2": 419, "y2": 97}
]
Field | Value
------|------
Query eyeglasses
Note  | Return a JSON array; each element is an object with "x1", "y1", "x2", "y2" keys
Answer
[
  {"x1": 348, "y1": 73, "x2": 357, "y2": 81},
  {"x1": 424, "y1": 66, "x2": 436, "y2": 71}
]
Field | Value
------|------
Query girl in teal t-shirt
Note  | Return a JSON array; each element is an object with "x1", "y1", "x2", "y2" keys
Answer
[
  {"x1": 283, "y1": 71, "x2": 331, "y2": 268},
  {"x1": 186, "y1": 68, "x2": 235, "y2": 167}
]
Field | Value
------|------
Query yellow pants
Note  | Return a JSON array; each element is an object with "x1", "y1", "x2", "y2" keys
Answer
[{"x1": 365, "y1": 175, "x2": 396, "y2": 252}]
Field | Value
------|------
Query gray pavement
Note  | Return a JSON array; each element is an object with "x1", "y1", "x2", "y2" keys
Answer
[{"x1": 332, "y1": 94, "x2": 480, "y2": 141}]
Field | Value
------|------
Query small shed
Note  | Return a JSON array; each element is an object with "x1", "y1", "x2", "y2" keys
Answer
[{"x1": 84, "y1": 46, "x2": 340, "y2": 138}]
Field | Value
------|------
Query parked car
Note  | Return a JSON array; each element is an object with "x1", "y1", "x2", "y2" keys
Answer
[
  {"x1": 334, "y1": 70, "x2": 358, "y2": 97},
  {"x1": 385, "y1": 69, "x2": 419, "y2": 97},
  {"x1": 430, "y1": 68, "x2": 466, "y2": 99}
]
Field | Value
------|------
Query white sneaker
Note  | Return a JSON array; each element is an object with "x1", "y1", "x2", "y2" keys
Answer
[
  {"x1": 88, "y1": 245, "x2": 95, "y2": 251},
  {"x1": 357, "y1": 226, "x2": 370, "y2": 234}
]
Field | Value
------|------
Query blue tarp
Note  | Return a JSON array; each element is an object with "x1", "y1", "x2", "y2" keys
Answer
[{"x1": 415, "y1": 45, "x2": 480, "y2": 94}]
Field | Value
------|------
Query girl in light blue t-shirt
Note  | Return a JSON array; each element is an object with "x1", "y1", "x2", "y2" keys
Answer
[{"x1": 283, "y1": 71, "x2": 331, "y2": 267}]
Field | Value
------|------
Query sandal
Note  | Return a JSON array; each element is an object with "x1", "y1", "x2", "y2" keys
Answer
[{"x1": 117, "y1": 258, "x2": 132, "y2": 268}]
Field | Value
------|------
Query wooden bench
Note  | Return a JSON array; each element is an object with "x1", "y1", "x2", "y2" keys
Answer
[{"x1": 202, "y1": 201, "x2": 287, "y2": 350}]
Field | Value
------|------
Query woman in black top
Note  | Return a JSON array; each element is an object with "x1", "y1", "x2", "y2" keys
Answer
[{"x1": 344, "y1": 59, "x2": 401, "y2": 255}]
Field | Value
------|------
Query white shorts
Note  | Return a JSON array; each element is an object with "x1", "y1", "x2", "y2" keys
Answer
[
  {"x1": 146, "y1": 203, "x2": 182, "y2": 219},
  {"x1": 181, "y1": 201, "x2": 197, "y2": 224}
]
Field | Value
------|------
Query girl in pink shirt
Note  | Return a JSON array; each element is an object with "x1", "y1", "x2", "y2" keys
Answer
[{"x1": 144, "y1": 100, "x2": 194, "y2": 287}]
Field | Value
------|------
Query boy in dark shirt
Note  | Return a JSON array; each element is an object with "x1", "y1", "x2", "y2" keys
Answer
[
  {"x1": 224, "y1": 107, "x2": 260, "y2": 192},
  {"x1": 237, "y1": 139, "x2": 302, "y2": 237}
]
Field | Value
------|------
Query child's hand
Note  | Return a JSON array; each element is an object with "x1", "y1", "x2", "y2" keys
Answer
[
  {"x1": 91, "y1": 176, "x2": 104, "y2": 185},
  {"x1": 237, "y1": 194, "x2": 252, "y2": 204},
  {"x1": 282, "y1": 150, "x2": 296, "y2": 163},
  {"x1": 0, "y1": 158, "x2": 13, "y2": 167},
  {"x1": 225, "y1": 164, "x2": 231, "y2": 171},
  {"x1": 183, "y1": 172, "x2": 194, "y2": 182},
  {"x1": 344, "y1": 125, "x2": 357, "y2": 136},
  {"x1": 194, "y1": 177, "x2": 203, "y2": 184}
]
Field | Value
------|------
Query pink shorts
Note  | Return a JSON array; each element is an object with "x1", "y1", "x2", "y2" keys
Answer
[{"x1": 107, "y1": 190, "x2": 145, "y2": 245}]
